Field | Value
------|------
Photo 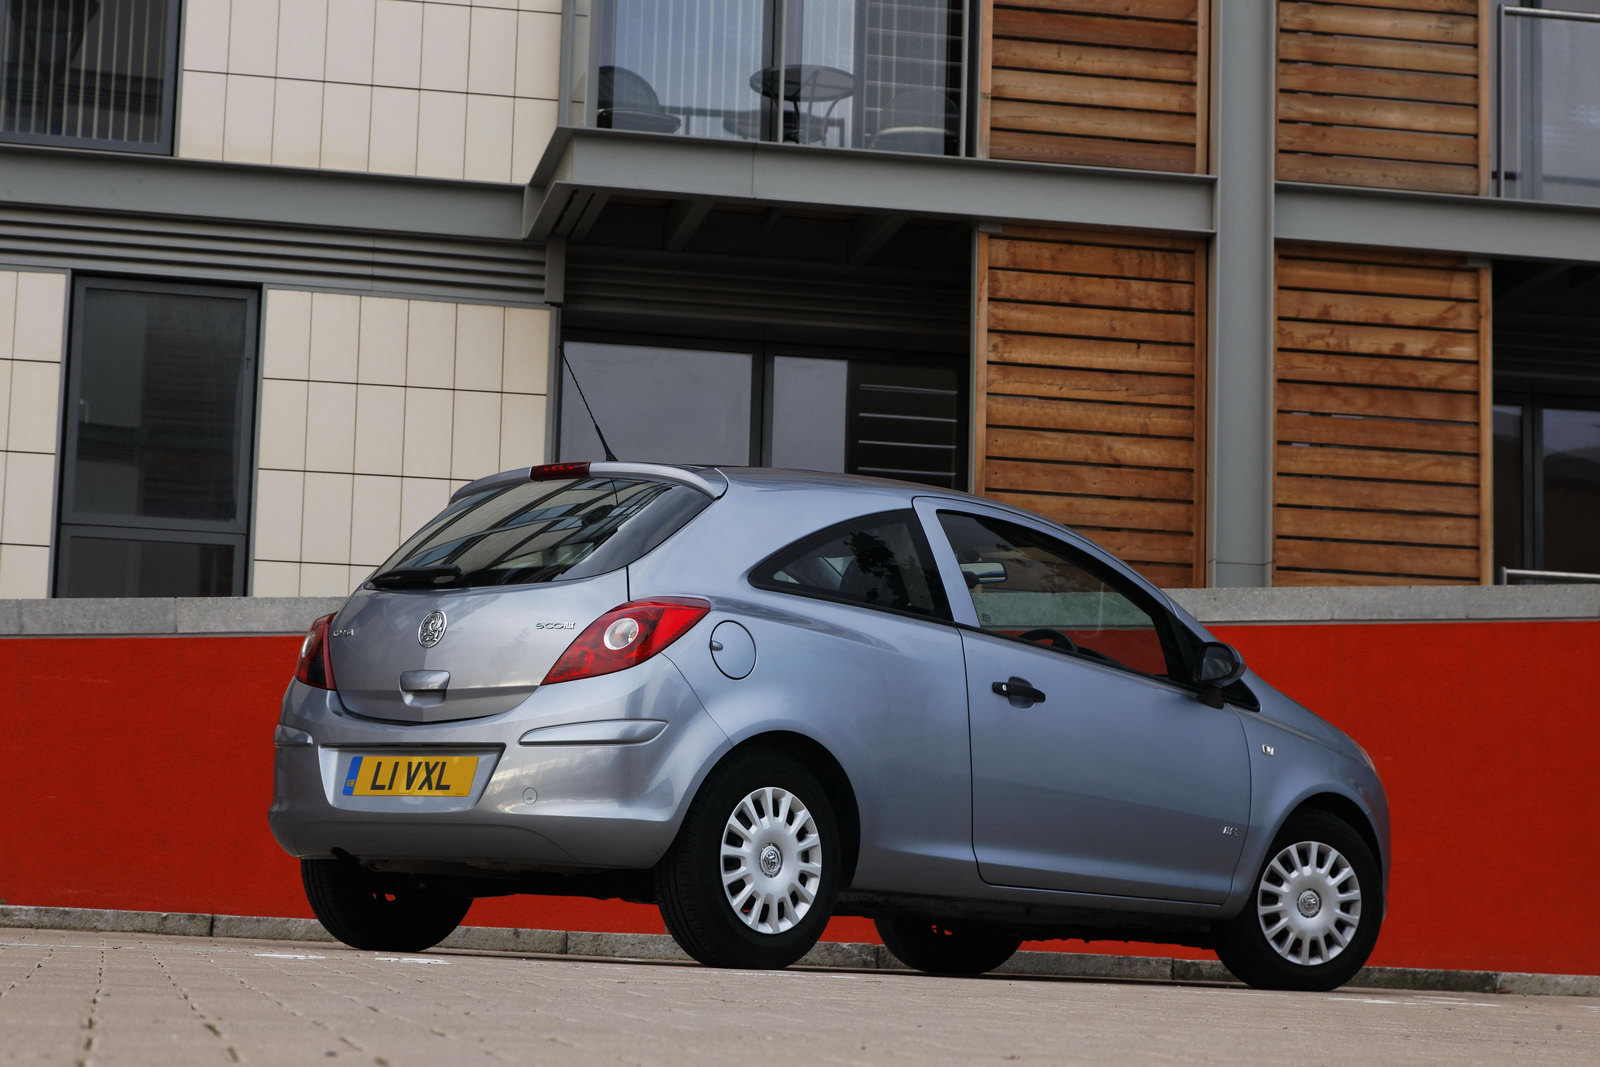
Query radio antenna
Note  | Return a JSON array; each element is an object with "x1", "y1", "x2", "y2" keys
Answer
[{"x1": 560, "y1": 341, "x2": 618, "y2": 462}]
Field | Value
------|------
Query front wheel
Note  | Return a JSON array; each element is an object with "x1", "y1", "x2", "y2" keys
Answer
[
  {"x1": 1213, "y1": 810, "x2": 1383, "y2": 991},
  {"x1": 654, "y1": 750, "x2": 839, "y2": 969},
  {"x1": 301, "y1": 858, "x2": 472, "y2": 952},
  {"x1": 876, "y1": 917, "x2": 1021, "y2": 975}
]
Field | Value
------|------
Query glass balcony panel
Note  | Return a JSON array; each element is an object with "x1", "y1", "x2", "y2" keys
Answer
[
  {"x1": 569, "y1": 0, "x2": 963, "y2": 155},
  {"x1": 1500, "y1": 5, "x2": 1600, "y2": 205}
]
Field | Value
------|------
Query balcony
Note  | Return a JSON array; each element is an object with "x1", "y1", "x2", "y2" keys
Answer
[
  {"x1": 564, "y1": 0, "x2": 967, "y2": 157},
  {"x1": 1498, "y1": 4, "x2": 1600, "y2": 206}
]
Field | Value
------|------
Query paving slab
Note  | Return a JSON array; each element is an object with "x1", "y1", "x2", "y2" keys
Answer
[{"x1": 3, "y1": 928, "x2": 1599, "y2": 1066}]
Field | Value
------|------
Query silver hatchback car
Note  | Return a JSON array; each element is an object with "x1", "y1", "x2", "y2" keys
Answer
[{"x1": 269, "y1": 462, "x2": 1389, "y2": 990}]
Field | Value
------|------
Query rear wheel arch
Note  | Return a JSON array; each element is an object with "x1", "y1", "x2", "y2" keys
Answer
[{"x1": 713, "y1": 732, "x2": 861, "y2": 890}]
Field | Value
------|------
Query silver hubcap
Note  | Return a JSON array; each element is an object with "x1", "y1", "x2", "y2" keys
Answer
[
  {"x1": 1257, "y1": 840, "x2": 1362, "y2": 966},
  {"x1": 720, "y1": 786, "x2": 822, "y2": 935}
]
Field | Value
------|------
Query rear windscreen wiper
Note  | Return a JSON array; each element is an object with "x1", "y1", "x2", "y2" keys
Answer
[{"x1": 368, "y1": 564, "x2": 463, "y2": 589}]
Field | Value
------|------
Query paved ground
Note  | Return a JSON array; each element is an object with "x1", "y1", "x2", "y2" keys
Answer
[{"x1": 3, "y1": 929, "x2": 1597, "y2": 1066}]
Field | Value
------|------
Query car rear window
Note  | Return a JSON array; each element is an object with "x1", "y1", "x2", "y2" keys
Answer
[{"x1": 370, "y1": 476, "x2": 708, "y2": 589}]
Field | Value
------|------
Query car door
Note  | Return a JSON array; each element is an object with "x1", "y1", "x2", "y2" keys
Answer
[{"x1": 915, "y1": 499, "x2": 1252, "y2": 904}]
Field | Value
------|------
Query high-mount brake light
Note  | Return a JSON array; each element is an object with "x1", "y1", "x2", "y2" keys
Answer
[
  {"x1": 295, "y1": 613, "x2": 338, "y2": 690},
  {"x1": 530, "y1": 462, "x2": 591, "y2": 480},
  {"x1": 542, "y1": 598, "x2": 710, "y2": 685}
]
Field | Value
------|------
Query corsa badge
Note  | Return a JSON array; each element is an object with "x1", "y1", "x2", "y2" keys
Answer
[{"x1": 418, "y1": 611, "x2": 447, "y2": 648}]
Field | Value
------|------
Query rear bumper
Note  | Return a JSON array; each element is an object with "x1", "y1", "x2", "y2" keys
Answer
[{"x1": 267, "y1": 656, "x2": 730, "y2": 873}]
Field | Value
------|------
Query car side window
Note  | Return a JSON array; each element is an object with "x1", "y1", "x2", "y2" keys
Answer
[
  {"x1": 751, "y1": 510, "x2": 951, "y2": 620},
  {"x1": 938, "y1": 511, "x2": 1179, "y2": 681}
]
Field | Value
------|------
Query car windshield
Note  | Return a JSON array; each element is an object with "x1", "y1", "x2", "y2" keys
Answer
[{"x1": 371, "y1": 476, "x2": 684, "y2": 589}]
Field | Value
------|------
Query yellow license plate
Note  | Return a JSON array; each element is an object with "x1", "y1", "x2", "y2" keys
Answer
[{"x1": 342, "y1": 755, "x2": 478, "y2": 797}]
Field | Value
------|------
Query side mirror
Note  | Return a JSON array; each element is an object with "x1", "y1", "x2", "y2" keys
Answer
[
  {"x1": 1193, "y1": 641, "x2": 1245, "y2": 708},
  {"x1": 960, "y1": 561, "x2": 1007, "y2": 588}
]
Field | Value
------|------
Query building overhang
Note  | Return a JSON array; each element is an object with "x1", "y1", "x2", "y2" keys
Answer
[{"x1": 524, "y1": 127, "x2": 1219, "y2": 241}]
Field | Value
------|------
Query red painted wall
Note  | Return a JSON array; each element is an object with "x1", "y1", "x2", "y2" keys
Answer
[{"x1": 2, "y1": 621, "x2": 1595, "y2": 975}]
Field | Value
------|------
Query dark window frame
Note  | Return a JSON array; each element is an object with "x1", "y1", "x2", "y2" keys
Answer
[
  {"x1": 0, "y1": 0, "x2": 182, "y2": 155},
  {"x1": 558, "y1": 330, "x2": 969, "y2": 489},
  {"x1": 749, "y1": 507, "x2": 954, "y2": 623},
  {"x1": 54, "y1": 275, "x2": 260, "y2": 597},
  {"x1": 1494, "y1": 391, "x2": 1600, "y2": 573}
]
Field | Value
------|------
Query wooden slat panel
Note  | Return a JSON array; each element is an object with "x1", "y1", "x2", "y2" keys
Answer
[
  {"x1": 1274, "y1": 507, "x2": 1479, "y2": 545},
  {"x1": 1276, "y1": 32, "x2": 1477, "y2": 76},
  {"x1": 1276, "y1": 319, "x2": 1479, "y2": 360},
  {"x1": 987, "y1": 3, "x2": 1203, "y2": 174},
  {"x1": 1276, "y1": 412, "x2": 1480, "y2": 453},
  {"x1": 985, "y1": 459, "x2": 1195, "y2": 501},
  {"x1": 988, "y1": 333, "x2": 1196, "y2": 376},
  {"x1": 981, "y1": 226, "x2": 1205, "y2": 587},
  {"x1": 1276, "y1": 444, "x2": 1478, "y2": 484},
  {"x1": 988, "y1": 130, "x2": 1198, "y2": 171},
  {"x1": 1277, "y1": 258, "x2": 1479, "y2": 299},
  {"x1": 992, "y1": 38, "x2": 1197, "y2": 82},
  {"x1": 1277, "y1": 92, "x2": 1476, "y2": 136},
  {"x1": 1276, "y1": 1, "x2": 1484, "y2": 194},
  {"x1": 1276, "y1": 350, "x2": 1479, "y2": 390},
  {"x1": 989, "y1": 238, "x2": 1196, "y2": 277},
  {"x1": 1278, "y1": 2, "x2": 1477, "y2": 45},
  {"x1": 1277, "y1": 62, "x2": 1476, "y2": 105},
  {"x1": 994, "y1": 8, "x2": 1199, "y2": 52},
  {"x1": 988, "y1": 301, "x2": 1196, "y2": 343},
  {"x1": 991, "y1": 68, "x2": 1196, "y2": 113},
  {"x1": 987, "y1": 397, "x2": 1195, "y2": 438},
  {"x1": 1274, "y1": 538, "x2": 1480, "y2": 579},
  {"x1": 1276, "y1": 380, "x2": 1477, "y2": 421},
  {"x1": 1277, "y1": 122, "x2": 1476, "y2": 166},
  {"x1": 988, "y1": 268, "x2": 1196, "y2": 311},
  {"x1": 985, "y1": 425, "x2": 1195, "y2": 468},
  {"x1": 987, "y1": 363, "x2": 1194, "y2": 405},
  {"x1": 1277, "y1": 288, "x2": 1477, "y2": 329},
  {"x1": 1275, "y1": 152, "x2": 1480, "y2": 194},
  {"x1": 1276, "y1": 244, "x2": 1467, "y2": 269},
  {"x1": 1275, "y1": 474, "x2": 1479, "y2": 515},
  {"x1": 990, "y1": 99, "x2": 1197, "y2": 143},
  {"x1": 1274, "y1": 569, "x2": 1476, "y2": 586},
  {"x1": 1272, "y1": 245, "x2": 1488, "y2": 586}
]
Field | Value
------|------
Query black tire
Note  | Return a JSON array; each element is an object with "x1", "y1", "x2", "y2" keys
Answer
[
  {"x1": 1214, "y1": 810, "x2": 1383, "y2": 991},
  {"x1": 301, "y1": 858, "x2": 472, "y2": 953},
  {"x1": 876, "y1": 917, "x2": 1021, "y2": 976},
  {"x1": 654, "y1": 750, "x2": 839, "y2": 969}
]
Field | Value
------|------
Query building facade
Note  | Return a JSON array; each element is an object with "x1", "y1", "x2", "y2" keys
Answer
[{"x1": 2, "y1": 0, "x2": 1598, "y2": 597}]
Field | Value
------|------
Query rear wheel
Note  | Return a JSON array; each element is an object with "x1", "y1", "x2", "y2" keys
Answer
[
  {"x1": 876, "y1": 917, "x2": 1021, "y2": 975},
  {"x1": 1214, "y1": 810, "x2": 1382, "y2": 991},
  {"x1": 654, "y1": 750, "x2": 838, "y2": 969},
  {"x1": 301, "y1": 858, "x2": 472, "y2": 952}
]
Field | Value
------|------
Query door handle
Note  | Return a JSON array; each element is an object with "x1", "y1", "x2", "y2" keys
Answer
[{"x1": 992, "y1": 677, "x2": 1045, "y2": 707}]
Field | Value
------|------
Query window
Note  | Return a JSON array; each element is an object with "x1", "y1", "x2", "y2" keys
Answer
[
  {"x1": 558, "y1": 339, "x2": 966, "y2": 488},
  {"x1": 571, "y1": 0, "x2": 966, "y2": 155},
  {"x1": 937, "y1": 511, "x2": 1177, "y2": 680},
  {"x1": 372, "y1": 476, "x2": 709, "y2": 589},
  {"x1": 0, "y1": 0, "x2": 179, "y2": 153},
  {"x1": 752, "y1": 509, "x2": 949, "y2": 619},
  {"x1": 56, "y1": 278, "x2": 258, "y2": 597},
  {"x1": 1494, "y1": 398, "x2": 1600, "y2": 576}
]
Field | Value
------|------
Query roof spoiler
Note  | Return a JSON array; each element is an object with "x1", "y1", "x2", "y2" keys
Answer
[{"x1": 449, "y1": 462, "x2": 729, "y2": 504}]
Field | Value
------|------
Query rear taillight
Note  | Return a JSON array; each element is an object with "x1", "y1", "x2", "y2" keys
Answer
[
  {"x1": 295, "y1": 613, "x2": 338, "y2": 690},
  {"x1": 542, "y1": 598, "x2": 710, "y2": 685}
]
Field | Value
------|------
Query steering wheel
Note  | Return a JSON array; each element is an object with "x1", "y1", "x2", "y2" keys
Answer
[{"x1": 1018, "y1": 627, "x2": 1078, "y2": 653}]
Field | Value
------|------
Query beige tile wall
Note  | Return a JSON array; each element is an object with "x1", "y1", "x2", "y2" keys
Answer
[
  {"x1": 0, "y1": 271, "x2": 67, "y2": 598},
  {"x1": 179, "y1": 0, "x2": 562, "y2": 183},
  {"x1": 253, "y1": 288, "x2": 551, "y2": 596}
]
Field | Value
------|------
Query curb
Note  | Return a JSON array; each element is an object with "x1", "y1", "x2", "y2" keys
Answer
[{"x1": 3, "y1": 905, "x2": 1596, "y2": 998}]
